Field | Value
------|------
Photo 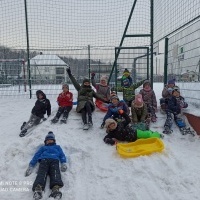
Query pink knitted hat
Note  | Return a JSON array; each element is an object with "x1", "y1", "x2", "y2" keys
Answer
[{"x1": 133, "y1": 94, "x2": 144, "y2": 108}]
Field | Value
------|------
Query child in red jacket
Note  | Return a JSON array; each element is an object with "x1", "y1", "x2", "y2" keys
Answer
[{"x1": 51, "y1": 83, "x2": 73, "y2": 124}]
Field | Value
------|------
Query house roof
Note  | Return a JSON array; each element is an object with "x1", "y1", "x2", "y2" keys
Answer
[{"x1": 28, "y1": 54, "x2": 67, "y2": 66}]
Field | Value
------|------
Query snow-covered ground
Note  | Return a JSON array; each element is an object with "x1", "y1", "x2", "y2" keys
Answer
[{"x1": 0, "y1": 83, "x2": 200, "y2": 200}]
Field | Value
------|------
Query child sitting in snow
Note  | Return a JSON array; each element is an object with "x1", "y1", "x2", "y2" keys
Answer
[
  {"x1": 91, "y1": 72, "x2": 111, "y2": 101},
  {"x1": 139, "y1": 80, "x2": 157, "y2": 122},
  {"x1": 131, "y1": 94, "x2": 149, "y2": 130},
  {"x1": 20, "y1": 90, "x2": 51, "y2": 137},
  {"x1": 51, "y1": 83, "x2": 73, "y2": 124},
  {"x1": 66, "y1": 67, "x2": 108, "y2": 130},
  {"x1": 163, "y1": 86, "x2": 188, "y2": 134},
  {"x1": 160, "y1": 79, "x2": 176, "y2": 112},
  {"x1": 103, "y1": 110, "x2": 162, "y2": 145},
  {"x1": 101, "y1": 95, "x2": 130, "y2": 128},
  {"x1": 25, "y1": 131, "x2": 67, "y2": 199}
]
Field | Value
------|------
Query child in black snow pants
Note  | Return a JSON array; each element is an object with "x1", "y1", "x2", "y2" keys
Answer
[
  {"x1": 20, "y1": 90, "x2": 51, "y2": 137},
  {"x1": 25, "y1": 131, "x2": 68, "y2": 199},
  {"x1": 103, "y1": 110, "x2": 162, "y2": 145},
  {"x1": 66, "y1": 67, "x2": 109, "y2": 130}
]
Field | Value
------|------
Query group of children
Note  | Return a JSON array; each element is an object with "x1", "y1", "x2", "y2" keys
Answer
[{"x1": 21, "y1": 67, "x2": 191, "y2": 199}]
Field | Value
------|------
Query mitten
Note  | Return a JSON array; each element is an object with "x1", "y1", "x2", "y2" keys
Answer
[
  {"x1": 25, "y1": 166, "x2": 33, "y2": 177},
  {"x1": 61, "y1": 163, "x2": 67, "y2": 172},
  {"x1": 91, "y1": 72, "x2": 95, "y2": 78},
  {"x1": 104, "y1": 138, "x2": 115, "y2": 145},
  {"x1": 118, "y1": 109, "x2": 124, "y2": 115},
  {"x1": 66, "y1": 67, "x2": 72, "y2": 76}
]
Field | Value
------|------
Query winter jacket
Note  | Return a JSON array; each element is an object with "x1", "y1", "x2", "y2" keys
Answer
[
  {"x1": 57, "y1": 91, "x2": 73, "y2": 107},
  {"x1": 167, "y1": 96, "x2": 188, "y2": 114},
  {"x1": 103, "y1": 100, "x2": 130, "y2": 123},
  {"x1": 103, "y1": 112, "x2": 137, "y2": 145},
  {"x1": 139, "y1": 88, "x2": 157, "y2": 109},
  {"x1": 131, "y1": 103, "x2": 148, "y2": 123},
  {"x1": 117, "y1": 80, "x2": 145, "y2": 102},
  {"x1": 29, "y1": 143, "x2": 67, "y2": 167},
  {"x1": 91, "y1": 79, "x2": 110, "y2": 101},
  {"x1": 68, "y1": 74, "x2": 106, "y2": 113},
  {"x1": 31, "y1": 92, "x2": 51, "y2": 118}
]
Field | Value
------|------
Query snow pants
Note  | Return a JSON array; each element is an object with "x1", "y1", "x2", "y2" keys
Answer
[
  {"x1": 22, "y1": 114, "x2": 41, "y2": 131},
  {"x1": 81, "y1": 101, "x2": 93, "y2": 124},
  {"x1": 137, "y1": 129, "x2": 161, "y2": 138},
  {"x1": 55, "y1": 106, "x2": 72, "y2": 119},
  {"x1": 32, "y1": 158, "x2": 63, "y2": 191}
]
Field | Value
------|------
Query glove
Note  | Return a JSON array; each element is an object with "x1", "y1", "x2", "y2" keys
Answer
[
  {"x1": 91, "y1": 72, "x2": 95, "y2": 78},
  {"x1": 104, "y1": 138, "x2": 115, "y2": 145},
  {"x1": 66, "y1": 67, "x2": 71, "y2": 76},
  {"x1": 61, "y1": 163, "x2": 67, "y2": 172},
  {"x1": 43, "y1": 118, "x2": 47, "y2": 121},
  {"x1": 100, "y1": 122, "x2": 105, "y2": 128},
  {"x1": 25, "y1": 166, "x2": 33, "y2": 177},
  {"x1": 118, "y1": 109, "x2": 124, "y2": 115}
]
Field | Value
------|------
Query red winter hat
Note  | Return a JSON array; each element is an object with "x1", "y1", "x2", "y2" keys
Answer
[{"x1": 133, "y1": 94, "x2": 144, "y2": 108}]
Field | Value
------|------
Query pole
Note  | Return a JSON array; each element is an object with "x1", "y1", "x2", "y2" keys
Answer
[
  {"x1": 88, "y1": 45, "x2": 91, "y2": 80},
  {"x1": 164, "y1": 38, "x2": 169, "y2": 86},
  {"x1": 24, "y1": 0, "x2": 31, "y2": 98},
  {"x1": 150, "y1": 0, "x2": 154, "y2": 88},
  {"x1": 98, "y1": 59, "x2": 100, "y2": 82}
]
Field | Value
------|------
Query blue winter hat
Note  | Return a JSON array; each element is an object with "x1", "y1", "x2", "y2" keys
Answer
[
  {"x1": 168, "y1": 79, "x2": 175, "y2": 85},
  {"x1": 44, "y1": 131, "x2": 55, "y2": 143},
  {"x1": 123, "y1": 78, "x2": 130, "y2": 87}
]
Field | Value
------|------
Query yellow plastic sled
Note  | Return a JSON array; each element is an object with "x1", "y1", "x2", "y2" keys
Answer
[{"x1": 116, "y1": 138, "x2": 164, "y2": 158}]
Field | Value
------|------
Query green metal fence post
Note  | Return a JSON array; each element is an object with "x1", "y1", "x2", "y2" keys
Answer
[
  {"x1": 24, "y1": 0, "x2": 31, "y2": 98},
  {"x1": 164, "y1": 38, "x2": 169, "y2": 85},
  {"x1": 150, "y1": 0, "x2": 154, "y2": 88},
  {"x1": 88, "y1": 45, "x2": 91, "y2": 80}
]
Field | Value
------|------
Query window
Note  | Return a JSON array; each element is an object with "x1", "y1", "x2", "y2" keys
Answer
[{"x1": 56, "y1": 67, "x2": 64, "y2": 74}]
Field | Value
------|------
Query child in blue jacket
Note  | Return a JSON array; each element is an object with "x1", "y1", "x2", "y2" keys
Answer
[
  {"x1": 101, "y1": 95, "x2": 130, "y2": 128},
  {"x1": 25, "y1": 131, "x2": 67, "y2": 199}
]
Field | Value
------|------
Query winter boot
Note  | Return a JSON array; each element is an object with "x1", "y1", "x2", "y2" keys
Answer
[
  {"x1": 49, "y1": 185, "x2": 62, "y2": 199},
  {"x1": 60, "y1": 117, "x2": 67, "y2": 124},
  {"x1": 21, "y1": 122, "x2": 27, "y2": 130},
  {"x1": 163, "y1": 125, "x2": 173, "y2": 134},
  {"x1": 19, "y1": 129, "x2": 28, "y2": 137},
  {"x1": 88, "y1": 115, "x2": 93, "y2": 126},
  {"x1": 136, "y1": 129, "x2": 161, "y2": 139},
  {"x1": 33, "y1": 184, "x2": 43, "y2": 200},
  {"x1": 51, "y1": 117, "x2": 59, "y2": 124},
  {"x1": 83, "y1": 123, "x2": 89, "y2": 130}
]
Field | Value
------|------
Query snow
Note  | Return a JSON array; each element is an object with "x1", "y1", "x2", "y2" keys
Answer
[{"x1": 0, "y1": 83, "x2": 200, "y2": 200}]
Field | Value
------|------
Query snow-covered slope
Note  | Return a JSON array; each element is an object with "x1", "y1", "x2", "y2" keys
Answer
[{"x1": 0, "y1": 83, "x2": 200, "y2": 200}]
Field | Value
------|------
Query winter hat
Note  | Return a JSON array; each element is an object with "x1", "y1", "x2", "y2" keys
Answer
[
  {"x1": 105, "y1": 118, "x2": 117, "y2": 129},
  {"x1": 44, "y1": 131, "x2": 56, "y2": 143},
  {"x1": 172, "y1": 86, "x2": 180, "y2": 94},
  {"x1": 133, "y1": 94, "x2": 144, "y2": 108},
  {"x1": 62, "y1": 83, "x2": 69, "y2": 89},
  {"x1": 168, "y1": 79, "x2": 175, "y2": 85},
  {"x1": 36, "y1": 90, "x2": 45, "y2": 99},
  {"x1": 123, "y1": 78, "x2": 130, "y2": 87},
  {"x1": 110, "y1": 95, "x2": 119, "y2": 101},
  {"x1": 123, "y1": 68, "x2": 130, "y2": 76},
  {"x1": 82, "y1": 78, "x2": 90, "y2": 84},
  {"x1": 100, "y1": 76, "x2": 107, "y2": 82},
  {"x1": 143, "y1": 80, "x2": 151, "y2": 88}
]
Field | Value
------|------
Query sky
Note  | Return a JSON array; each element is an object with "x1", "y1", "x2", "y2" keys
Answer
[{"x1": 0, "y1": 83, "x2": 200, "y2": 200}]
